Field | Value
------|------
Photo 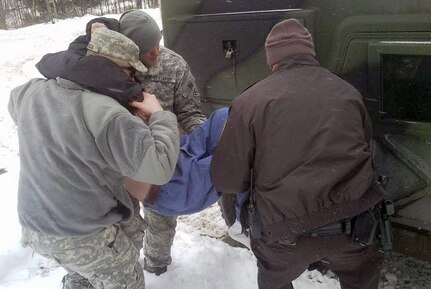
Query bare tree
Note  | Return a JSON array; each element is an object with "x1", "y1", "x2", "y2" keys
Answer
[
  {"x1": 45, "y1": 0, "x2": 52, "y2": 21},
  {"x1": 99, "y1": 0, "x2": 104, "y2": 15},
  {"x1": 144, "y1": 0, "x2": 158, "y2": 9},
  {"x1": 44, "y1": 0, "x2": 58, "y2": 22},
  {"x1": 0, "y1": 0, "x2": 7, "y2": 29},
  {"x1": 112, "y1": 0, "x2": 119, "y2": 14},
  {"x1": 51, "y1": 0, "x2": 58, "y2": 18},
  {"x1": 15, "y1": 0, "x2": 26, "y2": 27},
  {"x1": 135, "y1": 0, "x2": 142, "y2": 9},
  {"x1": 30, "y1": 0, "x2": 36, "y2": 20},
  {"x1": 1, "y1": 0, "x2": 158, "y2": 29}
]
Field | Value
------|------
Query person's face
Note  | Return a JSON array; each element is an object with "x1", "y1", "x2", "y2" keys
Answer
[{"x1": 139, "y1": 44, "x2": 160, "y2": 68}]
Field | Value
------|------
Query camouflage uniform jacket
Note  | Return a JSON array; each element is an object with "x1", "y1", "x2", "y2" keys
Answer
[{"x1": 137, "y1": 46, "x2": 206, "y2": 133}]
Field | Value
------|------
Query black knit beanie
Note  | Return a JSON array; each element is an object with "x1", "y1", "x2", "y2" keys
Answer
[
  {"x1": 119, "y1": 10, "x2": 162, "y2": 53},
  {"x1": 265, "y1": 19, "x2": 315, "y2": 66}
]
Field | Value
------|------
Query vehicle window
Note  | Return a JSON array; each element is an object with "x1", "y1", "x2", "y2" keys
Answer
[{"x1": 381, "y1": 54, "x2": 431, "y2": 122}]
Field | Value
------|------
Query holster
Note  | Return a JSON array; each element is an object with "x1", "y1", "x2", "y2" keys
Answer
[
  {"x1": 379, "y1": 200, "x2": 395, "y2": 251},
  {"x1": 351, "y1": 206, "x2": 380, "y2": 245},
  {"x1": 240, "y1": 197, "x2": 263, "y2": 239},
  {"x1": 241, "y1": 170, "x2": 264, "y2": 239},
  {"x1": 350, "y1": 199, "x2": 394, "y2": 251},
  {"x1": 247, "y1": 202, "x2": 263, "y2": 239}
]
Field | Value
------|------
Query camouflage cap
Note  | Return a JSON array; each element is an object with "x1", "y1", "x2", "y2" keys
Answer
[{"x1": 87, "y1": 28, "x2": 148, "y2": 74}]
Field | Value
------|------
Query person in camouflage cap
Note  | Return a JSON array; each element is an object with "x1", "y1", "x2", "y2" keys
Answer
[
  {"x1": 12, "y1": 25, "x2": 180, "y2": 289},
  {"x1": 87, "y1": 28, "x2": 148, "y2": 75},
  {"x1": 36, "y1": 10, "x2": 207, "y2": 277}
]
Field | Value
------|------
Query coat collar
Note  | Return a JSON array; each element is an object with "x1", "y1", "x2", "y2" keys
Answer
[{"x1": 274, "y1": 54, "x2": 320, "y2": 72}]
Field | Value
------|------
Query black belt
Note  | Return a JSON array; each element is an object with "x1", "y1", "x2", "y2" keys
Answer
[
  {"x1": 303, "y1": 219, "x2": 352, "y2": 237},
  {"x1": 276, "y1": 219, "x2": 353, "y2": 245}
]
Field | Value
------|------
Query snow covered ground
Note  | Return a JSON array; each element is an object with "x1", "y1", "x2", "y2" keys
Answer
[{"x1": 0, "y1": 8, "x2": 429, "y2": 289}]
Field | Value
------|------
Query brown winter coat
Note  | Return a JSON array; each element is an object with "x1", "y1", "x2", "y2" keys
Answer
[{"x1": 211, "y1": 55, "x2": 383, "y2": 243}]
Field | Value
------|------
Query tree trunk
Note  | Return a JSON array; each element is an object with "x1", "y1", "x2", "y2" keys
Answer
[
  {"x1": 80, "y1": 0, "x2": 86, "y2": 16},
  {"x1": 0, "y1": 0, "x2": 7, "y2": 30},
  {"x1": 113, "y1": 1, "x2": 118, "y2": 14},
  {"x1": 51, "y1": 0, "x2": 58, "y2": 19},
  {"x1": 16, "y1": 0, "x2": 26, "y2": 27},
  {"x1": 150, "y1": 0, "x2": 158, "y2": 8},
  {"x1": 30, "y1": 0, "x2": 36, "y2": 19},
  {"x1": 108, "y1": 0, "x2": 113, "y2": 14},
  {"x1": 135, "y1": 0, "x2": 142, "y2": 9},
  {"x1": 45, "y1": 0, "x2": 53, "y2": 22}
]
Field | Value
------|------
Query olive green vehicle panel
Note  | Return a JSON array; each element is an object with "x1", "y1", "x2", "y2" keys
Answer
[{"x1": 161, "y1": 0, "x2": 431, "y2": 260}]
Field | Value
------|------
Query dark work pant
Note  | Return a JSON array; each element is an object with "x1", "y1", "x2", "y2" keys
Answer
[{"x1": 251, "y1": 234, "x2": 383, "y2": 289}]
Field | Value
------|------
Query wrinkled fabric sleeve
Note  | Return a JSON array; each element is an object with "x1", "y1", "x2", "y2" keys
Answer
[
  {"x1": 73, "y1": 56, "x2": 143, "y2": 105},
  {"x1": 104, "y1": 113, "x2": 179, "y2": 185},
  {"x1": 84, "y1": 17, "x2": 120, "y2": 37},
  {"x1": 8, "y1": 88, "x2": 18, "y2": 124},
  {"x1": 211, "y1": 104, "x2": 255, "y2": 194},
  {"x1": 9, "y1": 83, "x2": 24, "y2": 124},
  {"x1": 85, "y1": 99, "x2": 180, "y2": 185},
  {"x1": 67, "y1": 35, "x2": 89, "y2": 56},
  {"x1": 8, "y1": 79, "x2": 41, "y2": 124},
  {"x1": 35, "y1": 33, "x2": 87, "y2": 78},
  {"x1": 36, "y1": 49, "x2": 83, "y2": 79},
  {"x1": 173, "y1": 64, "x2": 206, "y2": 133},
  {"x1": 67, "y1": 18, "x2": 119, "y2": 53},
  {"x1": 37, "y1": 17, "x2": 120, "y2": 76},
  {"x1": 362, "y1": 104, "x2": 373, "y2": 145},
  {"x1": 36, "y1": 21, "x2": 142, "y2": 109}
]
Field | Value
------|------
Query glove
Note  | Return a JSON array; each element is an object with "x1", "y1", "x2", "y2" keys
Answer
[{"x1": 218, "y1": 193, "x2": 237, "y2": 227}]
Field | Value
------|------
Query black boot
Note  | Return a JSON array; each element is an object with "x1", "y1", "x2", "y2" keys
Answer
[
  {"x1": 143, "y1": 258, "x2": 167, "y2": 276},
  {"x1": 307, "y1": 261, "x2": 329, "y2": 275}
]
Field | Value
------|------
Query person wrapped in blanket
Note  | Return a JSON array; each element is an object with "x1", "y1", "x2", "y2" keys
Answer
[{"x1": 127, "y1": 107, "x2": 250, "y2": 249}]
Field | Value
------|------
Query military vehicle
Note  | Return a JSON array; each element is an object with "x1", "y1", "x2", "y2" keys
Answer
[{"x1": 161, "y1": 0, "x2": 431, "y2": 261}]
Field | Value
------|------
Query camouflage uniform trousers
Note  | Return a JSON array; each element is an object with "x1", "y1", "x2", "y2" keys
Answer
[
  {"x1": 21, "y1": 199, "x2": 147, "y2": 289},
  {"x1": 138, "y1": 47, "x2": 206, "y2": 270},
  {"x1": 143, "y1": 206, "x2": 177, "y2": 268}
]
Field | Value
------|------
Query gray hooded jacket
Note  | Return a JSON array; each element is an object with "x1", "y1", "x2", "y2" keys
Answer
[{"x1": 9, "y1": 78, "x2": 179, "y2": 237}]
